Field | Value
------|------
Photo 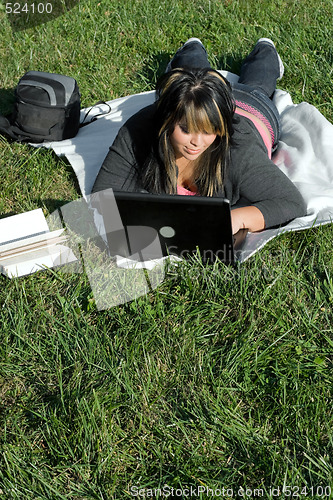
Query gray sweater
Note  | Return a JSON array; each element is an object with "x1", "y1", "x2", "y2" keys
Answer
[{"x1": 92, "y1": 104, "x2": 306, "y2": 229}]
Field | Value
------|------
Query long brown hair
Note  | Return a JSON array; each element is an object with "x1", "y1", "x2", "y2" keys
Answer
[{"x1": 141, "y1": 67, "x2": 235, "y2": 196}]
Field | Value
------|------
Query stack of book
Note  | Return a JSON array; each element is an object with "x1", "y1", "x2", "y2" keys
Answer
[{"x1": 0, "y1": 208, "x2": 77, "y2": 278}]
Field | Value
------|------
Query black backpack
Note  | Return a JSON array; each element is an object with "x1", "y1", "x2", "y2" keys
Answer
[{"x1": 0, "y1": 71, "x2": 81, "y2": 143}]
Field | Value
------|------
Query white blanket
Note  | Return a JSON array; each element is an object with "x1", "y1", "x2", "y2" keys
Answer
[{"x1": 45, "y1": 72, "x2": 333, "y2": 262}]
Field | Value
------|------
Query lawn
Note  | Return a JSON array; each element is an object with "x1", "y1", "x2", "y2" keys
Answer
[{"x1": 0, "y1": 0, "x2": 333, "y2": 498}]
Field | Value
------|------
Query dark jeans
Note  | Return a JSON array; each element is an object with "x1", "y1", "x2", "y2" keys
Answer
[{"x1": 167, "y1": 40, "x2": 282, "y2": 148}]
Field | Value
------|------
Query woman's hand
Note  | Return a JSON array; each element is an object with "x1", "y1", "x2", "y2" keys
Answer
[{"x1": 231, "y1": 206, "x2": 265, "y2": 234}]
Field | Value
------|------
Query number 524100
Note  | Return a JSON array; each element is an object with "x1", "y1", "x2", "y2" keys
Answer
[{"x1": 6, "y1": 3, "x2": 53, "y2": 14}]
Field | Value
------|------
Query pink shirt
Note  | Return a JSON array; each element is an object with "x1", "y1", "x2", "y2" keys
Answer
[{"x1": 177, "y1": 185, "x2": 198, "y2": 195}]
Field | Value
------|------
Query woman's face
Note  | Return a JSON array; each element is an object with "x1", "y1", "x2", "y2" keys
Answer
[{"x1": 170, "y1": 123, "x2": 217, "y2": 162}]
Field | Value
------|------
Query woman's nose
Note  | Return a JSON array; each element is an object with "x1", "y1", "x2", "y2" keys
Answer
[{"x1": 190, "y1": 133, "x2": 202, "y2": 146}]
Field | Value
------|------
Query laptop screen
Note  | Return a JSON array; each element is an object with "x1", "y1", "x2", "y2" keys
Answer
[{"x1": 90, "y1": 189, "x2": 246, "y2": 264}]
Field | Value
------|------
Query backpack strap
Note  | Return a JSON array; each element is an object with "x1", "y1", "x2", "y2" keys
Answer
[
  {"x1": 80, "y1": 101, "x2": 112, "y2": 127},
  {"x1": 0, "y1": 114, "x2": 19, "y2": 141}
]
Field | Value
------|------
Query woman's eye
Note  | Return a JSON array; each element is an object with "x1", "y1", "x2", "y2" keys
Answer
[{"x1": 179, "y1": 125, "x2": 189, "y2": 134}]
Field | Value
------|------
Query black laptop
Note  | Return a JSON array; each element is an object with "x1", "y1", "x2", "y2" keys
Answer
[{"x1": 91, "y1": 190, "x2": 247, "y2": 264}]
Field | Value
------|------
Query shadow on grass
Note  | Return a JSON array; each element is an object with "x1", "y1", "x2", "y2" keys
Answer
[
  {"x1": 0, "y1": 87, "x2": 15, "y2": 117},
  {"x1": 5, "y1": 0, "x2": 79, "y2": 32},
  {"x1": 137, "y1": 49, "x2": 244, "y2": 89}
]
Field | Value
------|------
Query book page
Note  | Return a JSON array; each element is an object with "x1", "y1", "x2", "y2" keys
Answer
[
  {"x1": 0, "y1": 208, "x2": 49, "y2": 245},
  {"x1": 0, "y1": 229, "x2": 65, "y2": 258},
  {"x1": 0, "y1": 244, "x2": 77, "y2": 278}
]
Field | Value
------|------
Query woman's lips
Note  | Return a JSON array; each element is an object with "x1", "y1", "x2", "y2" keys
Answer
[{"x1": 185, "y1": 147, "x2": 201, "y2": 155}]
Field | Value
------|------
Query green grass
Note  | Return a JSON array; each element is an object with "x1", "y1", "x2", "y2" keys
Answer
[{"x1": 1, "y1": 0, "x2": 333, "y2": 498}]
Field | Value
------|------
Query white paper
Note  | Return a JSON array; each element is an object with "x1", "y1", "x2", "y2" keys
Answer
[
  {"x1": 0, "y1": 244, "x2": 77, "y2": 278},
  {"x1": 0, "y1": 228, "x2": 65, "y2": 255},
  {"x1": 0, "y1": 208, "x2": 49, "y2": 244}
]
